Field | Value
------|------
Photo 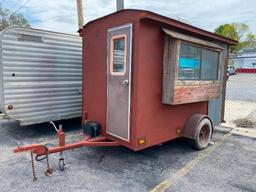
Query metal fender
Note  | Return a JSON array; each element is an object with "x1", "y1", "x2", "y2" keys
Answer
[{"x1": 182, "y1": 114, "x2": 213, "y2": 139}]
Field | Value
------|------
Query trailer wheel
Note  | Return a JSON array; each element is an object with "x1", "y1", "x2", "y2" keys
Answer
[{"x1": 190, "y1": 118, "x2": 212, "y2": 150}]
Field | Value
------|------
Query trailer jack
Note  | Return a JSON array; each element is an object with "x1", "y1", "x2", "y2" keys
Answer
[{"x1": 13, "y1": 122, "x2": 120, "y2": 181}]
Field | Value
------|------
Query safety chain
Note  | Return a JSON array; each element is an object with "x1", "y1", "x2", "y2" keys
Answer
[
  {"x1": 30, "y1": 151, "x2": 37, "y2": 182},
  {"x1": 30, "y1": 146, "x2": 54, "y2": 181},
  {"x1": 44, "y1": 148, "x2": 54, "y2": 176}
]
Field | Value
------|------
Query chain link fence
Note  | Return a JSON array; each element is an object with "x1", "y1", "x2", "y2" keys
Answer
[{"x1": 224, "y1": 56, "x2": 256, "y2": 128}]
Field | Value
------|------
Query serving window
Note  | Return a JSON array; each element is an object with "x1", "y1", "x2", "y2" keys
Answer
[
  {"x1": 162, "y1": 29, "x2": 222, "y2": 105},
  {"x1": 178, "y1": 42, "x2": 220, "y2": 80}
]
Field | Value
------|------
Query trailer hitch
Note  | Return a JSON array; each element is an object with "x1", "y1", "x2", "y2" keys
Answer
[{"x1": 13, "y1": 122, "x2": 120, "y2": 181}]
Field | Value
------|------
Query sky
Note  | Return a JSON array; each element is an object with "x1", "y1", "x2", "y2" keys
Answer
[{"x1": 1, "y1": 0, "x2": 256, "y2": 35}]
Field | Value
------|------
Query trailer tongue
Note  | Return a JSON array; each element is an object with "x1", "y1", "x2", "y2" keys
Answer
[
  {"x1": 13, "y1": 135, "x2": 119, "y2": 155},
  {"x1": 13, "y1": 123, "x2": 119, "y2": 181}
]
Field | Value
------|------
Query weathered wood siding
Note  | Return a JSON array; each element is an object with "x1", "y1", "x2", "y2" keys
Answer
[
  {"x1": 162, "y1": 35, "x2": 178, "y2": 104},
  {"x1": 208, "y1": 43, "x2": 228, "y2": 126},
  {"x1": 173, "y1": 84, "x2": 220, "y2": 104},
  {"x1": 162, "y1": 34, "x2": 221, "y2": 105}
]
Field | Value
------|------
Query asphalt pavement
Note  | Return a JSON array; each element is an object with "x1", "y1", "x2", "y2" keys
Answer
[{"x1": 0, "y1": 119, "x2": 255, "y2": 192}]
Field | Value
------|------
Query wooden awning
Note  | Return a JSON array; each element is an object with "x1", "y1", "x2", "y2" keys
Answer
[{"x1": 163, "y1": 28, "x2": 223, "y2": 50}]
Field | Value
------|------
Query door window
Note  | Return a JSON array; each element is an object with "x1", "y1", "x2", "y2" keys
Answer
[{"x1": 110, "y1": 35, "x2": 126, "y2": 75}]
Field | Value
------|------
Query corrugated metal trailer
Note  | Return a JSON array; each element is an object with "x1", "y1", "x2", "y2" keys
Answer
[{"x1": 0, "y1": 26, "x2": 82, "y2": 125}]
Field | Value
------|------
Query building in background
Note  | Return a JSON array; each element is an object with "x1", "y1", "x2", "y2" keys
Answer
[{"x1": 229, "y1": 48, "x2": 256, "y2": 73}]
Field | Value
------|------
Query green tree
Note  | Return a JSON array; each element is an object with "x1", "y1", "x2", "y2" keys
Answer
[
  {"x1": 0, "y1": 4, "x2": 30, "y2": 31},
  {"x1": 214, "y1": 23, "x2": 256, "y2": 53}
]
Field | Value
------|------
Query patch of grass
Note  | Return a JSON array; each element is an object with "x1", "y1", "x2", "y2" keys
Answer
[{"x1": 233, "y1": 118, "x2": 256, "y2": 128}]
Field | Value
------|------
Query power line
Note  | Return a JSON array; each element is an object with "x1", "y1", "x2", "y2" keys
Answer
[
  {"x1": 0, "y1": 0, "x2": 22, "y2": 14},
  {"x1": 1, "y1": 0, "x2": 24, "y2": 12},
  {"x1": 10, "y1": 0, "x2": 32, "y2": 16}
]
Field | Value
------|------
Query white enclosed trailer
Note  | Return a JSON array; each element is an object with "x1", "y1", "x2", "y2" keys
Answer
[{"x1": 0, "y1": 26, "x2": 82, "y2": 125}]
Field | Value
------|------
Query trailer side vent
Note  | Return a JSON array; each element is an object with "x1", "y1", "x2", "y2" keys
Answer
[{"x1": 17, "y1": 33, "x2": 43, "y2": 43}]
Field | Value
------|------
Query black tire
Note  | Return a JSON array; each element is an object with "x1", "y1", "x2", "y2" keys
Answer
[{"x1": 189, "y1": 118, "x2": 213, "y2": 150}]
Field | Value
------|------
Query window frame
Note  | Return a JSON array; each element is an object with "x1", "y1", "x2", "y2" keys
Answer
[
  {"x1": 177, "y1": 40, "x2": 221, "y2": 82},
  {"x1": 162, "y1": 29, "x2": 224, "y2": 105},
  {"x1": 110, "y1": 34, "x2": 127, "y2": 76}
]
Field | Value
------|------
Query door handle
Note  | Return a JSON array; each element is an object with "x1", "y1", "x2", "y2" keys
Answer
[{"x1": 122, "y1": 79, "x2": 129, "y2": 86}]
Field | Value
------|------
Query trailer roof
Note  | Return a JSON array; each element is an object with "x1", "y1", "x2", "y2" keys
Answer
[{"x1": 84, "y1": 9, "x2": 238, "y2": 46}]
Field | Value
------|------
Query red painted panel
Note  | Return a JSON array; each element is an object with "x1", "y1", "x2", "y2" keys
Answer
[{"x1": 135, "y1": 20, "x2": 208, "y2": 150}]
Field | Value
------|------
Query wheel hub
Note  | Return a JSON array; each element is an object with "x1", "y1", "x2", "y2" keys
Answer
[{"x1": 199, "y1": 125, "x2": 210, "y2": 146}]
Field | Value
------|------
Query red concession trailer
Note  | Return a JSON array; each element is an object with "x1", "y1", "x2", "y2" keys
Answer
[
  {"x1": 81, "y1": 9, "x2": 237, "y2": 150},
  {"x1": 14, "y1": 9, "x2": 237, "y2": 177}
]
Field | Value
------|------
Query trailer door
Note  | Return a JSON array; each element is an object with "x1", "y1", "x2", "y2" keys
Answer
[{"x1": 107, "y1": 24, "x2": 132, "y2": 141}]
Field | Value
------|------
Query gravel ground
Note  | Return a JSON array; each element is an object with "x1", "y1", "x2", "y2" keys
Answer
[{"x1": 0, "y1": 119, "x2": 255, "y2": 192}]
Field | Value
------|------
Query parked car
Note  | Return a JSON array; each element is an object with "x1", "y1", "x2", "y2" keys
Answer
[{"x1": 227, "y1": 66, "x2": 237, "y2": 76}]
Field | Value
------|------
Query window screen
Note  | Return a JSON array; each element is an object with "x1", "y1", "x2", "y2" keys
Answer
[
  {"x1": 178, "y1": 42, "x2": 219, "y2": 80},
  {"x1": 201, "y1": 49, "x2": 219, "y2": 80},
  {"x1": 112, "y1": 36, "x2": 126, "y2": 75}
]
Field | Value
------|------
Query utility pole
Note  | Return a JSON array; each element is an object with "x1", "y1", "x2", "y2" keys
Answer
[
  {"x1": 76, "y1": 0, "x2": 84, "y2": 30},
  {"x1": 116, "y1": 0, "x2": 124, "y2": 11}
]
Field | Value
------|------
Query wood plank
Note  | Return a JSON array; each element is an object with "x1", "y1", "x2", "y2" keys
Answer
[
  {"x1": 162, "y1": 36, "x2": 178, "y2": 104},
  {"x1": 172, "y1": 83, "x2": 220, "y2": 104},
  {"x1": 162, "y1": 28, "x2": 223, "y2": 50}
]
